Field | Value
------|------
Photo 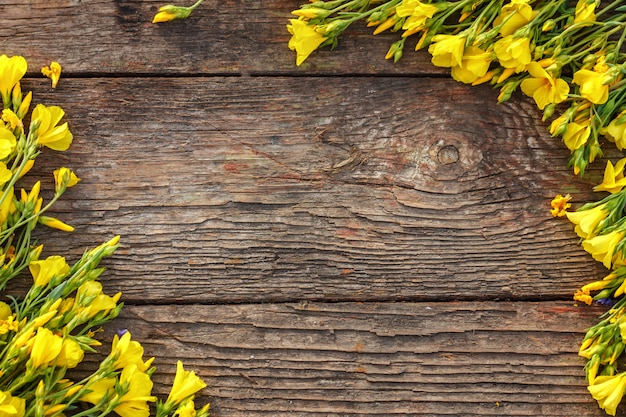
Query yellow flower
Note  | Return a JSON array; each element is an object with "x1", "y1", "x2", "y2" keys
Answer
[
  {"x1": 0, "y1": 390, "x2": 25, "y2": 417},
  {"x1": 582, "y1": 230, "x2": 625, "y2": 269},
  {"x1": 110, "y1": 332, "x2": 155, "y2": 372},
  {"x1": 38, "y1": 216, "x2": 75, "y2": 232},
  {"x1": 54, "y1": 167, "x2": 80, "y2": 190},
  {"x1": 56, "y1": 337, "x2": 85, "y2": 368},
  {"x1": 493, "y1": 36, "x2": 531, "y2": 72},
  {"x1": 79, "y1": 377, "x2": 115, "y2": 405},
  {"x1": 29, "y1": 255, "x2": 70, "y2": 287},
  {"x1": 287, "y1": 19, "x2": 327, "y2": 66},
  {"x1": 549, "y1": 113, "x2": 569, "y2": 136},
  {"x1": 0, "y1": 302, "x2": 11, "y2": 321},
  {"x1": 562, "y1": 120, "x2": 590, "y2": 151},
  {"x1": 173, "y1": 400, "x2": 197, "y2": 417},
  {"x1": 574, "y1": 289, "x2": 593, "y2": 305},
  {"x1": 1, "y1": 109, "x2": 22, "y2": 133},
  {"x1": 550, "y1": 194, "x2": 571, "y2": 217},
  {"x1": 114, "y1": 365, "x2": 157, "y2": 417},
  {"x1": 31, "y1": 104, "x2": 73, "y2": 151},
  {"x1": 0, "y1": 316, "x2": 18, "y2": 335},
  {"x1": 0, "y1": 55, "x2": 27, "y2": 106},
  {"x1": 573, "y1": 69, "x2": 609, "y2": 104},
  {"x1": 395, "y1": 0, "x2": 439, "y2": 32},
  {"x1": 174, "y1": 399, "x2": 209, "y2": 417},
  {"x1": 0, "y1": 187, "x2": 14, "y2": 226},
  {"x1": 594, "y1": 159, "x2": 626, "y2": 193},
  {"x1": 0, "y1": 163, "x2": 12, "y2": 188},
  {"x1": 450, "y1": 46, "x2": 492, "y2": 84},
  {"x1": 588, "y1": 372, "x2": 626, "y2": 416},
  {"x1": 574, "y1": 0, "x2": 598, "y2": 23},
  {"x1": 493, "y1": 0, "x2": 534, "y2": 37},
  {"x1": 41, "y1": 62, "x2": 62, "y2": 89},
  {"x1": 28, "y1": 327, "x2": 63, "y2": 369},
  {"x1": 601, "y1": 111, "x2": 626, "y2": 150},
  {"x1": 165, "y1": 361, "x2": 207, "y2": 407},
  {"x1": 428, "y1": 34, "x2": 466, "y2": 68},
  {"x1": 75, "y1": 281, "x2": 121, "y2": 319},
  {"x1": 20, "y1": 181, "x2": 42, "y2": 214},
  {"x1": 152, "y1": 5, "x2": 192, "y2": 23},
  {"x1": 520, "y1": 62, "x2": 569, "y2": 110},
  {"x1": 291, "y1": 7, "x2": 331, "y2": 20}
]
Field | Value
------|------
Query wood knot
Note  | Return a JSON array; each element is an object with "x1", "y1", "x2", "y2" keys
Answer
[{"x1": 437, "y1": 145, "x2": 459, "y2": 165}]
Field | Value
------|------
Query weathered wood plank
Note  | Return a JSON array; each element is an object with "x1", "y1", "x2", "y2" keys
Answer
[
  {"x1": 16, "y1": 76, "x2": 607, "y2": 303},
  {"x1": 0, "y1": 0, "x2": 444, "y2": 76},
  {"x1": 70, "y1": 301, "x2": 608, "y2": 416}
]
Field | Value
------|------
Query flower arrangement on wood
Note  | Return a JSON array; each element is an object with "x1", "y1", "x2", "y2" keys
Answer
[
  {"x1": 0, "y1": 55, "x2": 210, "y2": 417},
  {"x1": 154, "y1": 0, "x2": 626, "y2": 414}
]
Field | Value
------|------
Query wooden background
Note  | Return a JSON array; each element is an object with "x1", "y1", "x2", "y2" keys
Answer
[{"x1": 0, "y1": 0, "x2": 619, "y2": 415}]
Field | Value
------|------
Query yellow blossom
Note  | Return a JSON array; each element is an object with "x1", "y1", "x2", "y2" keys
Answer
[
  {"x1": 75, "y1": 281, "x2": 121, "y2": 319},
  {"x1": 0, "y1": 390, "x2": 25, "y2": 417},
  {"x1": 287, "y1": 19, "x2": 327, "y2": 66},
  {"x1": 0, "y1": 55, "x2": 27, "y2": 106},
  {"x1": 174, "y1": 400, "x2": 197, "y2": 417},
  {"x1": 152, "y1": 5, "x2": 193, "y2": 23},
  {"x1": 520, "y1": 62, "x2": 569, "y2": 110},
  {"x1": 41, "y1": 62, "x2": 62, "y2": 89},
  {"x1": 291, "y1": 7, "x2": 331, "y2": 19},
  {"x1": 20, "y1": 181, "x2": 42, "y2": 215},
  {"x1": 0, "y1": 316, "x2": 18, "y2": 335},
  {"x1": 0, "y1": 163, "x2": 12, "y2": 189},
  {"x1": 110, "y1": 332, "x2": 155, "y2": 372},
  {"x1": 38, "y1": 216, "x2": 75, "y2": 232},
  {"x1": 581, "y1": 279, "x2": 613, "y2": 293},
  {"x1": 574, "y1": 289, "x2": 593, "y2": 305},
  {"x1": 29, "y1": 255, "x2": 70, "y2": 287},
  {"x1": 43, "y1": 404, "x2": 66, "y2": 416},
  {"x1": 28, "y1": 327, "x2": 63, "y2": 369},
  {"x1": 549, "y1": 113, "x2": 568, "y2": 136},
  {"x1": 601, "y1": 111, "x2": 626, "y2": 150},
  {"x1": 593, "y1": 159, "x2": 626, "y2": 193},
  {"x1": 493, "y1": 0, "x2": 534, "y2": 37},
  {"x1": 79, "y1": 377, "x2": 115, "y2": 406},
  {"x1": 0, "y1": 302, "x2": 11, "y2": 321},
  {"x1": 582, "y1": 230, "x2": 625, "y2": 269},
  {"x1": 56, "y1": 337, "x2": 84, "y2": 368},
  {"x1": 493, "y1": 36, "x2": 532, "y2": 72},
  {"x1": 1, "y1": 109, "x2": 22, "y2": 133},
  {"x1": 574, "y1": 0, "x2": 598, "y2": 23},
  {"x1": 550, "y1": 194, "x2": 571, "y2": 217},
  {"x1": 573, "y1": 69, "x2": 609, "y2": 104},
  {"x1": 450, "y1": 46, "x2": 491, "y2": 84},
  {"x1": 31, "y1": 104, "x2": 73, "y2": 151},
  {"x1": 562, "y1": 120, "x2": 590, "y2": 151},
  {"x1": 588, "y1": 372, "x2": 626, "y2": 416},
  {"x1": 395, "y1": 0, "x2": 439, "y2": 32},
  {"x1": 165, "y1": 361, "x2": 207, "y2": 407},
  {"x1": 428, "y1": 34, "x2": 466, "y2": 68},
  {"x1": 114, "y1": 365, "x2": 157, "y2": 417}
]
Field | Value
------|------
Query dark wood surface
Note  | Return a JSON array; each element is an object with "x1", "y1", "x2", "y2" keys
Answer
[{"x1": 0, "y1": 1, "x2": 617, "y2": 415}]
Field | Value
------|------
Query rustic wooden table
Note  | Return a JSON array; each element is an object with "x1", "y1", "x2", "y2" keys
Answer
[{"x1": 0, "y1": 1, "x2": 618, "y2": 416}]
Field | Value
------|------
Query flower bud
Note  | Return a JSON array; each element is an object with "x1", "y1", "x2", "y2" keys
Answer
[{"x1": 542, "y1": 19, "x2": 556, "y2": 32}]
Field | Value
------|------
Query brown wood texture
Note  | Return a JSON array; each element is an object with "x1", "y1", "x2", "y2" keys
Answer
[
  {"x1": 82, "y1": 302, "x2": 605, "y2": 417},
  {"x1": 20, "y1": 76, "x2": 606, "y2": 304},
  {"x1": 0, "y1": 1, "x2": 619, "y2": 416}
]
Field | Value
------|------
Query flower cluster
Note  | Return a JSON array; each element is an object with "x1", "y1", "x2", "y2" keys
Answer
[
  {"x1": 555, "y1": 164, "x2": 626, "y2": 415},
  {"x1": 285, "y1": 0, "x2": 626, "y2": 414},
  {"x1": 0, "y1": 54, "x2": 210, "y2": 417},
  {"x1": 286, "y1": 0, "x2": 626, "y2": 178}
]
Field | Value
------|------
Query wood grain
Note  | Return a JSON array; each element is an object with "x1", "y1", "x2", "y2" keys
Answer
[
  {"x1": 69, "y1": 301, "x2": 609, "y2": 416},
  {"x1": 7, "y1": 76, "x2": 604, "y2": 303},
  {"x1": 0, "y1": 0, "x2": 445, "y2": 76},
  {"x1": 1, "y1": 3, "x2": 619, "y2": 416}
]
